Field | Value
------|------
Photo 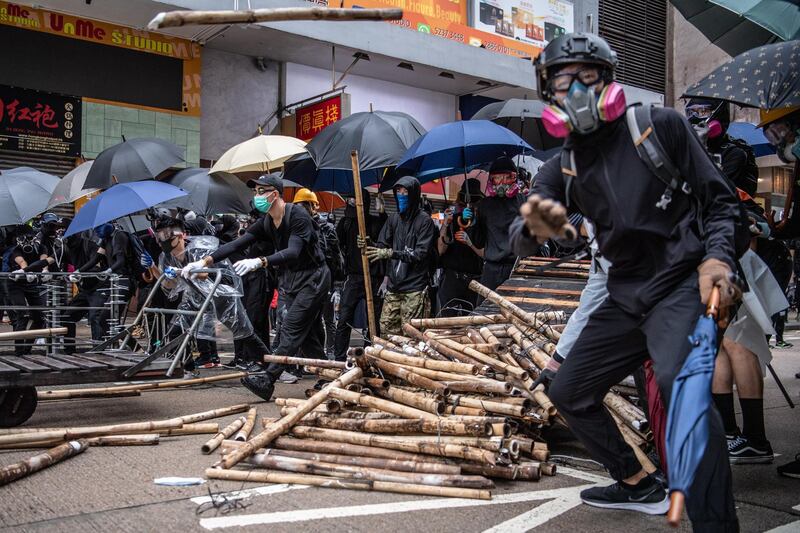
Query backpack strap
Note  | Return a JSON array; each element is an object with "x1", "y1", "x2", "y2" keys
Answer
[
  {"x1": 625, "y1": 104, "x2": 691, "y2": 210},
  {"x1": 560, "y1": 149, "x2": 577, "y2": 208}
]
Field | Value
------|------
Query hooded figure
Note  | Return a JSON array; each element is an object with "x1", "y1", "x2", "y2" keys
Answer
[{"x1": 367, "y1": 176, "x2": 436, "y2": 335}]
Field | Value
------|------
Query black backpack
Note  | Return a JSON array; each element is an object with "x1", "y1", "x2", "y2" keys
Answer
[
  {"x1": 317, "y1": 218, "x2": 345, "y2": 282},
  {"x1": 720, "y1": 136, "x2": 759, "y2": 196},
  {"x1": 560, "y1": 104, "x2": 752, "y2": 258}
]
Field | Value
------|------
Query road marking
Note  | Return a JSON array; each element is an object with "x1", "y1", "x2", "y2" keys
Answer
[
  {"x1": 793, "y1": 504, "x2": 800, "y2": 512},
  {"x1": 199, "y1": 485, "x2": 596, "y2": 529},
  {"x1": 481, "y1": 491, "x2": 584, "y2": 533},
  {"x1": 763, "y1": 520, "x2": 800, "y2": 532},
  {"x1": 190, "y1": 484, "x2": 309, "y2": 505}
]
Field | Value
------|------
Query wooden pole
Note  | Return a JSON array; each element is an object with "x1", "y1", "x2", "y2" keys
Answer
[
  {"x1": 149, "y1": 7, "x2": 403, "y2": 29},
  {"x1": 233, "y1": 408, "x2": 258, "y2": 442},
  {"x1": 263, "y1": 355, "x2": 346, "y2": 369},
  {"x1": 271, "y1": 436, "x2": 452, "y2": 464},
  {"x1": 0, "y1": 440, "x2": 87, "y2": 486},
  {"x1": 351, "y1": 150, "x2": 378, "y2": 342}
]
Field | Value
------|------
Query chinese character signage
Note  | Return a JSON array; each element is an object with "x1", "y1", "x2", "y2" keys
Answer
[
  {"x1": 0, "y1": 85, "x2": 81, "y2": 156},
  {"x1": 295, "y1": 95, "x2": 342, "y2": 141}
]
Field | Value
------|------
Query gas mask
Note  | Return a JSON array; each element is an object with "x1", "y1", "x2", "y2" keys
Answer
[
  {"x1": 542, "y1": 81, "x2": 627, "y2": 137},
  {"x1": 485, "y1": 174, "x2": 520, "y2": 198},
  {"x1": 686, "y1": 102, "x2": 725, "y2": 144},
  {"x1": 764, "y1": 120, "x2": 800, "y2": 164},
  {"x1": 15, "y1": 234, "x2": 36, "y2": 254}
]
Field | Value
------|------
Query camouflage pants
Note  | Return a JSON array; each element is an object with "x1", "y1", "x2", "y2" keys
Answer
[{"x1": 380, "y1": 289, "x2": 430, "y2": 336}]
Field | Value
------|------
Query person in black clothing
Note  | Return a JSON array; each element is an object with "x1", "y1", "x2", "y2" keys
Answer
[
  {"x1": 7, "y1": 225, "x2": 46, "y2": 355},
  {"x1": 59, "y1": 231, "x2": 107, "y2": 351},
  {"x1": 364, "y1": 176, "x2": 436, "y2": 336},
  {"x1": 182, "y1": 174, "x2": 329, "y2": 400},
  {"x1": 474, "y1": 156, "x2": 526, "y2": 292},
  {"x1": 437, "y1": 178, "x2": 486, "y2": 316},
  {"x1": 511, "y1": 33, "x2": 740, "y2": 529},
  {"x1": 333, "y1": 190, "x2": 387, "y2": 361}
]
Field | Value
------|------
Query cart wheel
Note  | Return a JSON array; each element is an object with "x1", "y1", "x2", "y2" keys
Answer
[{"x1": 0, "y1": 386, "x2": 38, "y2": 427}]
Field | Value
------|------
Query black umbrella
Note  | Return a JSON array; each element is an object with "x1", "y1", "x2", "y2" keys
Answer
[
  {"x1": 163, "y1": 168, "x2": 252, "y2": 215},
  {"x1": 282, "y1": 111, "x2": 425, "y2": 194},
  {"x1": 683, "y1": 40, "x2": 800, "y2": 109},
  {"x1": 0, "y1": 167, "x2": 60, "y2": 226},
  {"x1": 84, "y1": 137, "x2": 185, "y2": 189},
  {"x1": 471, "y1": 99, "x2": 563, "y2": 151}
]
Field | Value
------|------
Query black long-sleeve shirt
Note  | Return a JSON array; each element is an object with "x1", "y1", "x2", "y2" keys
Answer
[
  {"x1": 511, "y1": 107, "x2": 739, "y2": 316},
  {"x1": 78, "y1": 231, "x2": 131, "y2": 275}
]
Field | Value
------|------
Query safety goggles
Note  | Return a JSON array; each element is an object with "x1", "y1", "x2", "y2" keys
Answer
[
  {"x1": 490, "y1": 172, "x2": 516, "y2": 183},
  {"x1": 155, "y1": 228, "x2": 182, "y2": 241},
  {"x1": 549, "y1": 67, "x2": 601, "y2": 93},
  {"x1": 685, "y1": 104, "x2": 715, "y2": 121},
  {"x1": 763, "y1": 121, "x2": 794, "y2": 146}
]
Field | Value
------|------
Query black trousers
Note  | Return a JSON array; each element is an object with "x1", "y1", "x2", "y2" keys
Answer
[
  {"x1": 333, "y1": 273, "x2": 383, "y2": 361},
  {"x1": 437, "y1": 269, "x2": 481, "y2": 317},
  {"x1": 479, "y1": 261, "x2": 515, "y2": 294},
  {"x1": 6, "y1": 280, "x2": 45, "y2": 355},
  {"x1": 548, "y1": 273, "x2": 737, "y2": 532},
  {"x1": 266, "y1": 267, "x2": 331, "y2": 380},
  {"x1": 63, "y1": 285, "x2": 107, "y2": 351}
]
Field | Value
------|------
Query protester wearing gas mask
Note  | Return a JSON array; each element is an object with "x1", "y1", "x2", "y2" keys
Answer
[
  {"x1": 363, "y1": 176, "x2": 436, "y2": 336},
  {"x1": 511, "y1": 33, "x2": 741, "y2": 529},
  {"x1": 473, "y1": 156, "x2": 526, "y2": 293},
  {"x1": 760, "y1": 107, "x2": 800, "y2": 237},
  {"x1": 6, "y1": 224, "x2": 46, "y2": 355},
  {"x1": 437, "y1": 178, "x2": 486, "y2": 316}
]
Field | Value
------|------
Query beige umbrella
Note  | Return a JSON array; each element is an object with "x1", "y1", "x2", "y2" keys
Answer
[
  {"x1": 210, "y1": 135, "x2": 307, "y2": 174},
  {"x1": 47, "y1": 161, "x2": 99, "y2": 209}
]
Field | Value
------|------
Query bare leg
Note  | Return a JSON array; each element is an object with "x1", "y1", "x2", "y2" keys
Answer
[
  {"x1": 722, "y1": 338, "x2": 763, "y2": 399},
  {"x1": 712, "y1": 345, "x2": 733, "y2": 393}
]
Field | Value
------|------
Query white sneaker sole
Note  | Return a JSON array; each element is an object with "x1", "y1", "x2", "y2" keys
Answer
[
  {"x1": 581, "y1": 495, "x2": 670, "y2": 515},
  {"x1": 778, "y1": 472, "x2": 800, "y2": 479}
]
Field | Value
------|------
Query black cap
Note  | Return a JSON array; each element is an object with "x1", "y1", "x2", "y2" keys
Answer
[
  {"x1": 489, "y1": 156, "x2": 517, "y2": 174},
  {"x1": 247, "y1": 172, "x2": 284, "y2": 194}
]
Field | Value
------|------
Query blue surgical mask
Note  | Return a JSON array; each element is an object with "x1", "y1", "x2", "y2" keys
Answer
[
  {"x1": 253, "y1": 194, "x2": 273, "y2": 214},
  {"x1": 397, "y1": 193, "x2": 409, "y2": 213}
]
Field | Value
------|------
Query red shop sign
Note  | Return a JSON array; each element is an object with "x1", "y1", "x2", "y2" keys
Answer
[{"x1": 295, "y1": 94, "x2": 342, "y2": 141}]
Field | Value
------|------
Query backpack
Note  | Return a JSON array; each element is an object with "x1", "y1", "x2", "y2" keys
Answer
[
  {"x1": 720, "y1": 136, "x2": 759, "y2": 196},
  {"x1": 560, "y1": 104, "x2": 752, "y2": 258},
  {"x1": 318, "y1": 218, "x2": 346, "y2": 282}
]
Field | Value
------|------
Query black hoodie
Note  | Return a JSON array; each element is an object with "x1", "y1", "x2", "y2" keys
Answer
[
  {"x1": 377, "y1": 176, "x2": 437, "y2": 293},
  {"x1": 336, "y1": 190, "x2": 387, "y2": 277}
]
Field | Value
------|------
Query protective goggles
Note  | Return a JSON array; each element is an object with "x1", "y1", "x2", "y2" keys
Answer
[
  {"x1": 685, "y1": 104, "x2": 715, "y2": 121},
  {"x1": 548, "y1": 67, "x2": 601, "y2": 93},
  {"x1": 155, "y1": 228, "x2": 182, "y2": 241}
]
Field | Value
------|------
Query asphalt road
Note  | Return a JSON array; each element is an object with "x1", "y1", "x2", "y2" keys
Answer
[{"x1": 1, "y1": 346, "x2": 799, "y2": 532}]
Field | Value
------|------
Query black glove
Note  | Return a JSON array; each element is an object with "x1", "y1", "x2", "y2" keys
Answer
[{"x1": 531, "y1": 353, "x2": 563, "y2": 393}]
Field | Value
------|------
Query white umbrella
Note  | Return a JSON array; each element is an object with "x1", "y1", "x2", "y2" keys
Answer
[
  {"x1": 210, "y1": 135, "x2": 307, "y2": 174},
  {"x1": 47, "y1": 161, "x2": 99, "y2": 209},
  {"x1": 0, "y1": 167, "x2": 60, "y2": 226}
]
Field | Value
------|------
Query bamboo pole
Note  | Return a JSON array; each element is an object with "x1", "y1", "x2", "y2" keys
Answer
[
  {"x1": 158, "y1": 423, "x2": 219, "y2": 436},
  {"x1": 263, "y1": 355, "x2": 346, "y2": 369},
  {"x1": 37, "y1": 373, "x2": 248, "y2": 400},
  {"x1": 469, "y1": 280, "x2": 561, "y2": 341},
  {"x1": 272, "y1": 436, "x2": 452, "y2": 464},
  {"x1": 0, "y1": 419, "x2": 183, "y2": 446},
  {"x1": 366, "y1": 345, "x2": 482, "y2": 375},
  {"x1": 246, "y1": 450, "x2": 493, "y2": 489},
  {"x1": 37, "y1": 390, "x2": 142, "y2": 401},
  {"x1": 202, "y1": 417, "x2": 247, "y2": 454},
  {"x1": 402, "y1": 324, "x2": 484, "y2": 366},
  {"x1": 423, "y1": 331, "x2": 528, "y2": 381},
  {"x1": 220, "y1": 368, "x2": 363, "y2": 469},
  {"x1": 368, "y1": 357, "x2": 450, "y2": 397},
  {"x1": 442, "y1": 380, "x2": 513, "y2": 395},
  {"x1": 0, "y1": 327, "x2": 67, "y2": 341},
  {"x1": 179, "y1": 404, "x2": 251, "y2": 424},
  {"x1": 409, "y1": 315, "x2": 504, "y2": 328},
  {"x1": 0, "y1": 434, "x2": 160, "y2": 449},
  {"x1": 479, "y1": 327, "x2": 502, "y2": 346},
  {"x1": 350, "y1": 151, "x2": 378, "y2": 342},
  {"x1": 233, "y1": 408, "x2": 258, "y2": 442},
  {"x1": 205, "y1": 468, "x2": 491, "y2": 500},
  {"x1": 149, "y1": 7, "x2": 403, "y2": 29},
  {"x1": 0, "y1": 440, "x2": 87, "y2": 486},
  {"x1": 329, "y1": 387, "x2": 439, "y2": 419},
  {"x1": 294, "y1": 413, "x2": 490, "y2": 436}
]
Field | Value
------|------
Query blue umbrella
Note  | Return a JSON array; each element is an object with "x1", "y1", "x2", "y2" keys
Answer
[
  {"x1": 394, "y1": 120, "x2": 533, "y2": 184},
  {"x1": 727, "y1": 121, "x2": 776, "y2": 157},
  {"x1": 64, "y1": 181, "x2": 187, "y2": 237},
  {"x1": 665, "y1": 287, "x2": 720, "y2": 527}
]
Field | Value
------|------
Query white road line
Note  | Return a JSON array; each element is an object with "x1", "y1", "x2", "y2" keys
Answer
[
  {"x1": 793, "y1": 504, "x2": 800, "y2": 512},
  {"x1": 198, "y1": 485, "x2": 594, "y2": 529},
  {"x1": 190, "y1": 484, "x2": 308, "y2": 505},
  {"x1": 763, "y1": 520, "x2": 800, "y2": 532},
  {"x1": 482, "y1": 491, "x2": 584, "y2": 533},
  {"x1": 556, "y1": 466, "x2": 610, "y2": 484}
]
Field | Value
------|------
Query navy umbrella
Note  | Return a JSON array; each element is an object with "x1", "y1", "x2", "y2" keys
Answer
[
  {"x1": 282, "y1": 111, "x2": 426, "y2": 194},
  {"x1": 164, "y1": 168, "x2": 252, "y2": 215},
  {"x1": 665, "y1": 287, "x2": 721, "y2": 527},
  {"x1": 64, "y1": 181, "x2": 187, "y2": 237},
  {"x1": 0, "y1": 167, "x2": 61, "y2": 226},
  {"x1": 84, "y1": 137, "x2": 185, "y2": 189}
]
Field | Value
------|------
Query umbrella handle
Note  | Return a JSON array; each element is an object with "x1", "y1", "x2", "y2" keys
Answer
[
  {"x1": 706, "y1": 286, "x2": 720, "y2": 320},
  {"x1": 667, "y1": 491, "x2": 684, "y2": 527}
]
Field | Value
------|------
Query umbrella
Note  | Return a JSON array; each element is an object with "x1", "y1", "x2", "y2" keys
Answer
[
  {"x1": 46, "y1": 161, "x2": 99, "y2": 209},
  {"x1": 727, "y1": 121, "x2": 776, "y2": 156},
  {"x1": 84, "y1": 137, "x2": 185, "y2": 189},
  {"x1": 284, "y1": 188, "x2": 346, "y2": 212},
  {"x1": 210, "y1": 135, "x2": 307, "y2": 174},
  {"x1": 682, "y1": 40, "x2": 800, "y2": 109},
  {"x1": 282, "y1": 111, "x2": 426, "y2": 194},
  {"x1": 0, "y1": 167, "x2": 61, "y2": 226},
  {"x1": 471, "y1": 99, "x2": 563, "y2": 151},
  {"x1": 391, "y1": 120, "x2": 533, "y2": 186},
  {"x1": 64, "y1": 181, "x2": 187, "y2": 237},
  {"x1": 665, "y1": 287, "x2": 721, "y2": 527},
  {"x1": 670, "y1": 1, "x2": 800, "y2": 57},
  {"x1": 163, "y1": 168, "x2": 252, "y2": 215}
]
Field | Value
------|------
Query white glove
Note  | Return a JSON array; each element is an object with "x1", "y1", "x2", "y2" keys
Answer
[
  {"x1": 377, "y1": 278, "x2": 389, "y2": 298},
  {"x1": 11, "y1": 269, "x2": 24, "y2": 281},
  {"x1": 26, "y1": 273, "x2": 36, "y2": 283},
  {"x1": 181, "y1": 259, "x2": 207, "y2": 279},
  {"x1": 233, "y1": 258, "x2": 262, "y2": 276},
  {"x1": 68, "y1": 271, "x2": 80, "y2": 283},
  {"x1": 41, "y1": 271, "x2": 53, "y2": 282}
]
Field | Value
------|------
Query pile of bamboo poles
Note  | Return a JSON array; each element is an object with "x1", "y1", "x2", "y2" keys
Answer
[{"x1": 205, "y1": 280, "x2": 655, "y2": 499}]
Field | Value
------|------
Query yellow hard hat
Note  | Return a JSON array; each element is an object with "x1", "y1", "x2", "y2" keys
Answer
[
  {"x1": 758, "y1": 106, "x2": 800, "y2": 128},
  {"x1": 293, "y1": 188, "x2": 319, "y2": 206}
]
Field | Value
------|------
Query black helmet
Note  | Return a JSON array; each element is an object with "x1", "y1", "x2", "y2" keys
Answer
[
  {"x1": 685, "y1": 97, "x2": 731, "y2": 132},
  {"x1": 535, "y1": 33, "x2": 617, "y2": 102}
]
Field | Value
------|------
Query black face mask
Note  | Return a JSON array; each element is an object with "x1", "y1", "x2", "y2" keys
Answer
[{"x1": 159, "y1": 237, "x2": 179, "y2": 254}]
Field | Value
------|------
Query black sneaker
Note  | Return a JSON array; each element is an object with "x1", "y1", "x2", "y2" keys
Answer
[
  {"x1": 775, "y1": 340, "x2": 793, "y2": 348},
  {"x1": 240, "y1": 364, "x2": 275, "y2": 401},
  {"x1": 580, "y1": 476, "x2": 669, "y2": 515},
  {"x1": 777, "y1": 454, "x2": 800, "y2": 479},
  {"x1": 728, "y1": 434, "x2": 774, "y2": 464}
]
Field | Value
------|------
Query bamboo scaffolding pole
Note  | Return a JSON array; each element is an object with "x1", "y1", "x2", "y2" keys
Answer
[
  {"x1": 0, "y1": 434, "x2": 160, "y2": 449},
  {"x1": 460, "y1": 462, "x2": 541, "y2": 481},
  {"x1": 233, "y1": 408, "x2": 258, "y2": 442},
  {"x1": 157, "y1": 423, "x2": 219, "y2": 436},
  {"x1": 205, "y1": 468, "x2": 491, "y2": 500},
  {"x1": 479, "y1": 327, "x2": 502, "y2": 346},
  {"x1": 520, "y1": 461, "x2": 557, "y2": 476},
  {"x1": 409, "y1": 315, "x2": 505, "y2": 328},
  {"x1": 349, "y1": 151, "x2": 378, "y2": 341},
  {"x1": 0, "y1": 419, "x2": 184, "y2": 446},
  {"x1": 366, "y1": 345, "x2": 484, "y2": 376},
  {"x1": 246, "y1": 450, "x2": 493, "y2": 489},
  {"x1": 263, "y1": 355, "x2": 346, "y2": 369},
  {"x1": 37, "y1": 390, "x2": 142, "y2": 401},
  {"x1": 220, "y1": 368, "x2": 363, "y2": 469},
  {"x1": 271, "y1": 436, "x2": 452, "y2": 464},
  {"x1": 37, "y1": 373, "x2": 248, "y2": 400},
  {"x1": 202, "y1": 417, "x2": 247, "y2": 454},
  {"x1": 275, "y1": 398, "x2": 339, "y2": 414},
  {"x1": 329, "y1": 387, "x2": 439, "y2": 419},
  {"x1": 466, "y1": 329, "x2": 485, "y2": 345},
  {"x1": 423, "y1": 332, "x2": 528, "y2": 381},
  {"x1": 293, "y1": 413, "x2": 490, "y2": 437},
  {"x1": 442, "y1": 380, "x2": 514, "y2": 395},
  {"x1": 0, "y1": 327, "x2": 67, "y2": 341},
  {"x1": 448, "y1": 395, "x2": 527, "y2": 418},
  {"x1": 0, "y1": 440, "x2": 87, "y2": 486},
  {"x1": 368, "y1": 357, "x2": 450, "y2": 397},
  {"x1": 306, "y1": 367, "x2": 343, "y2": 381},
  {"x1": 179, "y1": 404, "x2": 251, "y2": 424},
  {"x1": 290, "y1": 426, "x2": 498, "y2": 465},
  {"x1": 402, "y1": 324, "x2": 484, "y2": 366},
  {"x1": 150, "y1": 7, "x2": 403, "y2": 29},
  {"x1": 469, "y1": 280, "x2": 561, "y2": 341}
]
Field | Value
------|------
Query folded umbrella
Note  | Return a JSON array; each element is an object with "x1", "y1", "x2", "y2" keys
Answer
[
  {"x1": 471, "y1": 99, "x2": 563, "y2": 151},
  {"x1": 47, "y1": 161, "x2": 99, "y2": 210},
  {"x1": 210, "y1": 135, "x2": 307, "y2": 174},
  {"x1": 682, "y1": 40, "x2": 800, "y2": 109},
  {"x1": 163, "y1": 168, "x2": 252, "y2": 215},
  {"x1": 282, "y1": 110, "x2": 425, "y2": 194},
  {"x1": 0, "y1": 167, "x2": 61, "y2": 226},
  {"x1": 84, "y1": 137, "x2": 185, "y2": 189},
  {"x1": 64, "y1": 181, "x2": 187, "y2": 237}
]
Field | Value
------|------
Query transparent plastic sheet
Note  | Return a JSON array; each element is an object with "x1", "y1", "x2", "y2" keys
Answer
[{"x1": 159, "y1": 236, "x2": 254, "y2": 340}]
